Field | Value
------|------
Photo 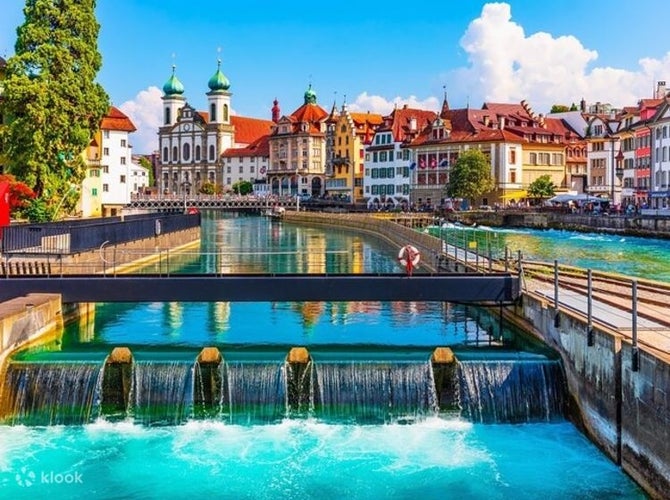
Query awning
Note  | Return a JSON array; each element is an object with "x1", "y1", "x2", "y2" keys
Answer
[{"x1": 499, "y1": 190, "x2": 527, "y2": 200}]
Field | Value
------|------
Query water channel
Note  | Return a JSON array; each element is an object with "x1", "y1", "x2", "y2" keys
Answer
[{"x1": 0, "y1": 212, "x2": 647, "y2": 498}]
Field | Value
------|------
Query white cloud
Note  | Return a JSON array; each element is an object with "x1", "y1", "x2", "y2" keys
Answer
[
  {"x1": 119, "y1": 86, "x2": 163, "y2": 154},
  {"x1": 445, "y1": 2, "x2": 670, "y2": 112},
  {"x1": 348, "y1": 92, "x2": 440, "y2": 115}
]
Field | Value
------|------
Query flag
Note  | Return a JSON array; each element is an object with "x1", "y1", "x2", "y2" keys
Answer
[{"x1": 409, "y1": 162, "x2": 416, "y2": 170}]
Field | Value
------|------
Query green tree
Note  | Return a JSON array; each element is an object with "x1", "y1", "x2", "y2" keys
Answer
[
  {"x1": 527, "y1": 174, "x2": 556, "y2": 203},
  {"x1": 199, "y1": 180, "x2": 217, "y2": 195},
  {"x1": 138, "y1": 156, "x2": 154, "y2": 186},
  {"x1": 0, "y1": 0, "x2": 109, "y2": 217},
  {"x1": 445, "y1": 149, "x2": 494, "y2": 207},
  {"x1": 232, "y1": 180, "x2": 253, "y2": 195},
  {"x1": 550, "y1": 104, "x2": 570, "y2": 113}
]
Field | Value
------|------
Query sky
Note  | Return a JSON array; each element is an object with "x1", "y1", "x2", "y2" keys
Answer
[{"x1": 1, "y1": 1, "x2": 669, "y2": 154}]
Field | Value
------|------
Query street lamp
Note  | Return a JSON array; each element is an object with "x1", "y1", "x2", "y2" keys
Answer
[
  {"x1": 615, "y1": 149, "x2": 624, "y2": 208},
  {"x1": 181, "y1": 180, "x2": 192, "y2": 213}
]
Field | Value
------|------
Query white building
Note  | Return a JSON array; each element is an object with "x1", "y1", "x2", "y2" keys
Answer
[
  {"x1": 364, "y1": 105, "x2": 436, "y2": 208},
  {"x1": 99, "y1": 107, "x2": 148, "y2": 216},
  {"x1": 157, "y1": 62, "x2": 272, "y2": 195},
  {"x1": 650, "y1": 98, "x2": 670, "y2": 209}
]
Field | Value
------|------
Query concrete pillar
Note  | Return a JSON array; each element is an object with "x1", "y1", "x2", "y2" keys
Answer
[
  {"x1": 102, "y1": 347, "x2": 133, "y2": 418},
  {"x1": 431, "y1": 347, "x2": 459, "y2": 413},
  {"x1": 194, "y1": 347, "x2": 223, "y2": 418},
  {"x1": 286, "y1": 347, "x2": 312, "y2": 415}
]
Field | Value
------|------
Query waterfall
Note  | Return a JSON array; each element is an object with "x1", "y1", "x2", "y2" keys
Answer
[
  {"x1": 314, "y1": 361, "x2": 439, "y2": 424},
  {"x1": 1, "y1": 362, "x2": 104, "y2": 426},
  {"x1": 457, "y1": 359, "x2": 567, "y2": 423},
  {"x1": 129, "y1": 361, "x2": 194, "y2": 425},
  {"x1": 222, "y1": 362, "x2": 287, "y2": 424}
]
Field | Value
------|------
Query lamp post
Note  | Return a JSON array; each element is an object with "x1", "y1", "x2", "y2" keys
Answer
[
  {"x1": 181, "y1": 180, "x2": 191, "y2": 213},
  {"x1": 615, "y1": 149, "x2": 624, "y2": 209}
]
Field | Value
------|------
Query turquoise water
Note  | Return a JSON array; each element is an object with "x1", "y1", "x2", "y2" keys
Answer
[
  {"x1": 0, "y1": 213, "x2": 646, "y2": 498},
  {"x1": 0, "y1": 420, "x2": 642, "y2": 499},
  {"x1": 429, "y1": 222, "x2": 670, "y2": 281}
]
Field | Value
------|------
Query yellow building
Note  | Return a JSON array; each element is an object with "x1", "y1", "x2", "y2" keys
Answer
[{"x1": 329, "y1": 104, "x2": 383, "y2": 202}]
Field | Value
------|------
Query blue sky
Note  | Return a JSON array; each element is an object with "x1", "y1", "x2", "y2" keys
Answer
[{"x1": 1, "y1": 1, "x2": 669, "y2": 153}]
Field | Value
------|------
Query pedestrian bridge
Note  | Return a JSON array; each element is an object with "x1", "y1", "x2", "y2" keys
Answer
[{"x1": 0, "y1": 273, "x2": 520, "y2": 304}]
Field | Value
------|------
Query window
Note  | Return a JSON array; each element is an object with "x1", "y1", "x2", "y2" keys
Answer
[
  {"x1": 223, "y1": 104, "x2": 229, "y2": 122},
  {"x1": 164, "y1": 107, "x2": 171, "y2": 125},
  {"x1": 210, "y1": 103, "x2": 217, "y2": 122},
  {"x1": 120, "y1": 175, "x2": 126, "y2": 183},
  {"x1": 121, "y1": 139, "x2": 126, "y2": 147},
  {"x1": 103, "y1": 148, "x2": 109, "y2": 156},
  {"x1": 509, "y1": 149, "x2": 516, "y2": 164},
  {"x1": 103, "y1": 184, "x2": 109, "y2": 192},
  {"x1": 120, "y1": 157, "x2": 126, "y2": 165},
  {"x1": 163, "y1": 147, "x2": 168, "y2": 162},
  {"x1": 91, "y1": 188, "x2": 98, "y2": 196},
  {"x1": 183, "y1": 143, "x2": 190, "y2": 161},
  {"x1": 90, "y1": 169, "x2": 100, "y2": 177},
  {"x1": 209, "y1": 145, "x2": 215, "y2": 161},
  {"x1": 226, "y1": 166, "x2": 231, "y2": 174},
  {"x1": 239, "y1": 166, "x2": 243, "y2": 174},
  {"x1": 529, "y1": 153, "x2": 537, "y2": 165},
  {"x1": 172, "y1": 146, "x2": 178, "y2": 161},
  {"x1": 103, "y1": 165, "x2": 109, "y2": 173},
  {"x1": 103, "y1": 130, "x2": 110, "y2": 139},
  {"x1": 195, "y1": 145, "x2": 201, "y2": 161}
]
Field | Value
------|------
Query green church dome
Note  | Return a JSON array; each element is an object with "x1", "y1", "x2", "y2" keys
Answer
[
  {"x1": 208, "y1": 59, "x2": 230, "y2": 91},
  {"x1": 304, "y1": 83, "x2": 317, "y2": 105},
  {"x1": 163, "y1": 65, "x2": 185, "y2": 96}
]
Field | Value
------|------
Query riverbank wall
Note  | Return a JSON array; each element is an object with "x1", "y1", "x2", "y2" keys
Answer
[
  {"x1": 283, "y1": 211, "x2": 443, "y2": 272},
  {"x1": 507, "y1": 294, "x2": 670, "y2": 499},
  {"x1": 0, "y1": 294, "x2": 63, "y2": 390}
]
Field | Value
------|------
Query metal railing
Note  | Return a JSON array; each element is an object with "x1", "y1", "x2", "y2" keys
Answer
[{"x1": 1, "y1": 213, "x2": 200, "y2": 255}]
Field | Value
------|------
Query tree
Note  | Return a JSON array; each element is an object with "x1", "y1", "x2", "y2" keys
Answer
[
  {"x1": 550, "y1": 104, "x2": 570, "y2": 113},
  {"x1": 137, "y1": 156, "x2": 154, "y2": 186},
  {"x1": 527, "y1": 175, "x2": 556, "y2": 203},
  {"x1": 232, "y1": 180, "x2": 253, "y2": 196},
  {"x1": 0, "y1": 173, "x2": 35, "y2": 214},
  {"x1": 445, "y1": 149, "x2": 494, "y2": 207},
  {"x1": 0, "y1": 0, "x2": 109, "y2": 216},
  {"x1": 199, "y1": 181, "x2": 217, "y2": 195}
]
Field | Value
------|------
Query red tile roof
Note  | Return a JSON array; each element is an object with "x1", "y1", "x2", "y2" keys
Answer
[
  {"x1": 101, "y1": 106, "x2": 136, "y2": 132},
  {"x1": 231, "y1": 116, "x2": 274, "y2": 145},
  {"x1": 221, "y1": 134, "x2": 271, "y2": 158},
  {"x1": 290, "y1": 103, "x2": 329, "y2": 124},
  {"x1": 378, "y1": 106, "x2": 436, "y2": 143}
]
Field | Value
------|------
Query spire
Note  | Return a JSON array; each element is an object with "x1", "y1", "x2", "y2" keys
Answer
[
  {"x1": 272, "y1": 98, "x2": 281, "y2": 123},
  {"x1": 440, "y1": 86, "x2": 450, "y2": 118}
]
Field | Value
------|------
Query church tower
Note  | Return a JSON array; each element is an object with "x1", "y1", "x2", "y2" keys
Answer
[
  {"x1": 206, "y1": 59, "x2": 231, "y2": 125},
  {"x1": 162, "y1": 65, "x2": 185, "y2": 126}
]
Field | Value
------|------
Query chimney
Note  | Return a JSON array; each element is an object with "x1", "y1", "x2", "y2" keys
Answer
[
  {"x1": 538, "y1": 113, "x2": 545, "y2": 128},
  {"x1": 580, "y1": 98, "x2": 586, "y2": 112},
  {"x1": 656, "y1": 81, "x2": 667, "y2": 99},
  {"x1": 499, "y1": 116, "x2": 505, "y2": 130}
]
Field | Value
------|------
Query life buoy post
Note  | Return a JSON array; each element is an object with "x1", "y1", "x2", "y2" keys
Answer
[{"x1": 398, "y1": 245, "x2": 421, "y2": 276}]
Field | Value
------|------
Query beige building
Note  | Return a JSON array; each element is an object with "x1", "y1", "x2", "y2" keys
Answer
[{"x1": 267, "y1": 85, "x2": 328, "y2": 197}]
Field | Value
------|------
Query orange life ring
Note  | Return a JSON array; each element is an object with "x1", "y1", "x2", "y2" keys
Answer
[{"x1": 398, "y1": 245, "x2": 420, "y2": 268}]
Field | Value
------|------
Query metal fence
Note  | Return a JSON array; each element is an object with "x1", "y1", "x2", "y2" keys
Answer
[{"x1": 0, "y1": 213, "x2": 200, "y2": 255}]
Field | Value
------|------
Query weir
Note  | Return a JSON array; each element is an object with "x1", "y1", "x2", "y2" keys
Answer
[{"x1": 0, "y1": 347, "x2": 567, "y2": 426}]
